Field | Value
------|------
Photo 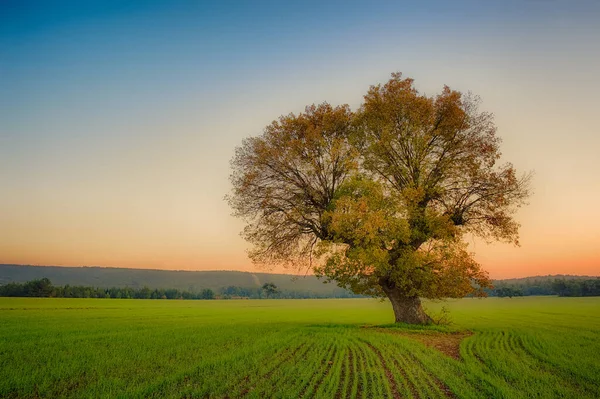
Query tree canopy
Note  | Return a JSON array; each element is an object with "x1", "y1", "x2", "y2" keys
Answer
[{"x1": 228, "y1": 73, "x2": 531, "y2": 324}]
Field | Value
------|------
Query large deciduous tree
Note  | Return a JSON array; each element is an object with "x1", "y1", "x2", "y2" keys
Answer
[{"x1": 228, "y1": 73, "x2": 531, "y2": 324}]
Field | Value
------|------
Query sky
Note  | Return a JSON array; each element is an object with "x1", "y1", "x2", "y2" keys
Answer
[{"x1": 1, "y1": 0, "x2": 599, "y2": 279}]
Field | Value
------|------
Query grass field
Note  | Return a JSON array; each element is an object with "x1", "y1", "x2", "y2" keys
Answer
[{"x1": 1, "y1": 297, "x2": 599, "y2": 398}]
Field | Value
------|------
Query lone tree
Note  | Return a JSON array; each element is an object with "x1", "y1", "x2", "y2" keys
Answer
[
  {"x1": 228, "y1": 73, "x2": 531, "y2": 324},
  {"x1": 262, "y1": 282, "x2": 279, "y2": 298}
]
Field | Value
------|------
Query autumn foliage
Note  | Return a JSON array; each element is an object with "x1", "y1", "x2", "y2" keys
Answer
[{"x1": 228, "y1": 73, "x2": 531, "y2": 323}]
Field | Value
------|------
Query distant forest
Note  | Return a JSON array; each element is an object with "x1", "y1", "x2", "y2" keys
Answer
[
  {"x1": 0, "y1": 264, "x2": 357, "y2": 297},
  {"x1": 0, "y1": 278, "x2": 363, "y2": 299},
  {"x1": 0, "y1": 265, "x2": 598, "y2": 299}
]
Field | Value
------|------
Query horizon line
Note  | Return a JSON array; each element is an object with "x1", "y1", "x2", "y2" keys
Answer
[{"x1": 1, "y1": 263, "x2": 598, "y2": 280}]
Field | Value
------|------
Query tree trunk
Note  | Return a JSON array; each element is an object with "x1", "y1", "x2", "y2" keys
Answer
[{"x1": 381, "y1": 284, "x2": 431, "y2": 324}]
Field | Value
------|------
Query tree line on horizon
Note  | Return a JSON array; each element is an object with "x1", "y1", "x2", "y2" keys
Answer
[
  {"x1": 0, "y1": 278, "x2": 365, "y2": 300},
  {"x1": 485, "y1": 277, "x2": 600, "y2": 297},
  {"x1": 0, "y1": 264, "x2": 361, "y2": 296},
  {"x1": 1, "y1": 277, "x2": 599, "y2": 300},
  {"x1": 0, "y1": 278, "x2": 216, "y2": 300}
]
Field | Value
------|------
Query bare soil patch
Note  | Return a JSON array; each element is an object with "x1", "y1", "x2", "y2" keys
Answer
[{"x1": 374, "y1": 328, "x2": 473, "y2": 360}]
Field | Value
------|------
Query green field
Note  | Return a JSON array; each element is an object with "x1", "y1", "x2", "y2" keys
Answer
[{"x1": 1, "y1": 297, "x2": 599, "y2": 398}]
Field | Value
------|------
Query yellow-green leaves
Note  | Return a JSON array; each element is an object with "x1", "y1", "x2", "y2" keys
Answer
[{"x1": 324, "y1": 176, "x2": 409, "y2": 248}]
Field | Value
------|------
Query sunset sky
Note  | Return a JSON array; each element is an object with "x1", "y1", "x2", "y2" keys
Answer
[{"x1": 1, "y1": 1, "x2": 599, "y2": 279}]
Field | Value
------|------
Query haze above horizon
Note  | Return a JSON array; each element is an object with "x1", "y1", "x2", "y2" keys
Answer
[{"x1": 1, "y1": 1, "x2": 599, "y2": 279}]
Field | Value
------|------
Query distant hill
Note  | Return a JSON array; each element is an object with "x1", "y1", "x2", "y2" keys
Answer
[
  {"x1": 1, "y1": 265, "x2": 596, "y2": 296},
  {"x1": 0, "y1": 264, "x2": 352, "y2": 296}
]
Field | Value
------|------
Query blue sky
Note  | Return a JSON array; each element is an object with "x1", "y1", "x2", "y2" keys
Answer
[{"x1": 1, "y1": 1, "x2": 599, "y2": 277}]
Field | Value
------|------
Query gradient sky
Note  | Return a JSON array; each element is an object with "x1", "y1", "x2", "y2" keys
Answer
[{"x1": 1, "y1": 0, "x2": 599, "y2": 279}]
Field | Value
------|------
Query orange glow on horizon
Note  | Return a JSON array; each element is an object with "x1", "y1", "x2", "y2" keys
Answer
[{"x1": 1, "y1": 248, "x2": 598, "y2": 280}]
